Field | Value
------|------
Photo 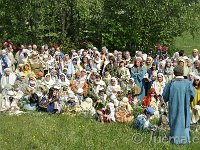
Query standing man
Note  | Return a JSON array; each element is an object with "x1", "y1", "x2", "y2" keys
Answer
[
  {"x1": 163, "y1": 65, "x2": 195, "y2": 144},
  {"x1": 190, "y1": 49, "x2": 199, "y2": 63}
]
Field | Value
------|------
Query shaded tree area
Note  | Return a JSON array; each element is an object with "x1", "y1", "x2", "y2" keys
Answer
[{"x1": 0, "y1": 0, "x2": 199, "y2": 53}]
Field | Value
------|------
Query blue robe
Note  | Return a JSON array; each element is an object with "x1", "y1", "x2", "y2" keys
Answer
[
  {"x1": 131, "y1": 67, "x2": 146, "y2": 101},
  {"x1": 163, "y1": 78, "x2": 195, "y2": 144}
]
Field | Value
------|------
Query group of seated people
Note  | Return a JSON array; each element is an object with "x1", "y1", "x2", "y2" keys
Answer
[{"x1": 0, "y1": 42, "x2": 200, "y2": 128}]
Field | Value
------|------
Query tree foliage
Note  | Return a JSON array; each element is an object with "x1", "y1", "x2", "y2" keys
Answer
[{"x1": 0, "y1": 0, "x2": 199, "y2": 52}]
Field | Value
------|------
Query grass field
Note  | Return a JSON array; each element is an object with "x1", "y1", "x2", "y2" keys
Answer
[
  {"x1": 0, "y1": 112, "x2": 200, "y2": 150},
  {"x1": 174, "y1": 32, "x2": 200, "y2": 55}
]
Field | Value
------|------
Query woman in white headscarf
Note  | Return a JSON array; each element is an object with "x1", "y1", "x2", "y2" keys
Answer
[
  {"x1": 151, "y1": 72, "x2": 166, "y2": 96},
  {"x1": 58, "y1": 73, "x2": 70, "y2": 87},
  {"x1": 106, "y1": 77, "x2": 121, "y2": 96},
  {"x1": 1, "y1": 68, "x2": 16, "y2": 90},
  {"x1": 43, "y1": 74, "x2": 55, "y2": 89},
  {"x1": 80, "y1": 97, "x2": 96, "y2": 116}
]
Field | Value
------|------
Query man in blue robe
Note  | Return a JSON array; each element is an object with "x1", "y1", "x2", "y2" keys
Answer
[{"x1": 163, "y1": 65, "x2": 195, "y2": 144}]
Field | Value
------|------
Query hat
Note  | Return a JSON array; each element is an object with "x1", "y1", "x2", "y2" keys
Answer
[
  {"x1": 91, "y1": 68, "x2": 98, "y2": 73},
  {"x1": 122, "y1": 97, "x2": 129, "y2": 103},
  {"x1": 61, "y1": 81, "x2": 70, "y2": 87},
  {"x1": 4, "y1": 68, "x2": 11, "y2": 72},
  {"x1": 111, "y1": 77, "x2": 117, "y2": 81},
  {"x1": 18, "y1": 64, "x2": 24, "y2": 67},
  {"x1": 93, "y1": 47, "x2": 98, "y2": 51},
  {"x1": 129, "y1": 78, "x2": 135, "y2": 82},
  {"x1": 55, "y1": 51, "x2": 60, "y2": 56},
  {"x1": 189, "y1": 72, "x2": 196, "y2": 76},
  {"x1": 81, "y1": 69, "x2": 86, "y2": 72},
  {"x1": 43, "y1": 54, "x2": 48, "y2": 59},
  {"x1": 193, "y1": 49, "x2": 199, "y2": 52},
  {"x1": 71, "y1": 49, "x2": 76, "y2": 52},
  {"x1": 194, "y1": 75, "x2": 200, "y2": 80},
  {"x1": 7, "y1": 91, "x2": 15, "y2": 96},
  {"x1": 135, "y1": 57, "x2": 143, "y2": 62},
  {"x1": 183, "y1": 56, "x2": 189, "y2": 60},
  {"x1": 102, "y1": 46, "x2": 108, "y2": 52},
  {"x1": 145, "y1": 107, "x2": 154, "y2": 115},
  {"x1": 63, "y1": 68, "x2": 68, "y2": 71},
  {"x1": 32, "y1": 51, "x2": 38, "y2": 56},
  {"x1": 118, "y1": 51, "x2": 122, "y2": 55},
  {"x1": 166, "y1": 59, "x2": 172, "y2": 63},
  {"x1": 95, "y1": 51, "x2": 100, "y2": 56},
  {"x1": 60, "y1": 73, "x2": 66, "y2": 76},
  {"x1": 152, "y1": 61, "x2": 158, "y2": 66},
  {"x1": 110, "y1": 94, "x2": 117, "y2": 101},
  {"x1": 120, "y1": 60, "x2": 126, "y2": 64},
  {"x1": 85, "y1": 97, "x2": 93, "y2": 104},
  {"x1": 95, "y1": 59, "x2": 101, "y2": 64},
  {"x1": 18, "y1": 72, "x2": 25, "y2": 78},
  {"x1": 81, "y1": 98, "x2": 93, "y2": 110},
  {"x1": 77, "y1": 88, "x2": 83, "y2": 94},
  {"x1": 99, "y1": 87, "x2": 105, "y2": 92},
  {"x1": 30, "y1": 80, "x2": 36, "y2": 85},
  {"x1": 173, "y1": 65, "x2": 184, "y2": 76},
  {"x1": 178, "y1": 58, "x2": 185, "y2": 62},
  {"x1": 157, "y1": 72, "x2": 164, "y2": 77},
  {"x1": 72, "y1": 52, "x2": 78, "y2": 57},
  {"x1": 54, "y1": 84, "x2": 61, "y2": 90}
]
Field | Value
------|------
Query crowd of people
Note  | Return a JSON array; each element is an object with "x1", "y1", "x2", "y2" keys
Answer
[{"x1": 0, "y1": 40, "x2": 200, "y2": 144}]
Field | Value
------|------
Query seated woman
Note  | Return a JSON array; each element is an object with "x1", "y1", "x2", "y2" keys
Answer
[
  {"x1": 0, "y1": 90, "x2": 20, "y2": 112},
  {"x1": 127, "y1": 78, "x2": 141, "y2": 106},
  {"x1": 58, "y1": 73, "x2": 70, "y2": 87},
  {"x1": 22, "y1": 63, "x2": 35, "y2": 79},
  {"x1": 71, "y1": 72, "x2": 88, "y2": 97},
  {"x1": 97, "y1": 102, "x2": 115, "y2": 124},
  {"x1": 106, "y1": 77, "x2": 121, "y2": 97},
  {"x1": 80, "y1": 97, "x2": 96, "y2": 116},
  {"x1": 115, "y1": 97, "x2": 134, "y2": 123},
  {"x1": 46, "y1": 87, "x2": 62, "y2": 113},
  {"x1": 43, "y1": 74, "x2": 55, "y2": 89},
  {"x1": 191, "y1": 76, "x2": 200, "y2": 124},
  {"x1": 151, "y1": 72, "x2": 166, "y2": 97}
]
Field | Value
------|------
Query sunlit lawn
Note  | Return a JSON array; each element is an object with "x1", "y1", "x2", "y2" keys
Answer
[
  {"x1": 0, "y1": 112, "x2": 200, "y2": 150},
  {"x1": 174, "y1": 32, "x2": 200, "y2": 55}
]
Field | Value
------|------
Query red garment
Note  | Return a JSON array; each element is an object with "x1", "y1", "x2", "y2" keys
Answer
[
  {"x1": 142, "y1": 88, "x2": 158, "y2": 107},
  {"x1": 128, "y1": 97, "x2": 133, "y2": 103}
]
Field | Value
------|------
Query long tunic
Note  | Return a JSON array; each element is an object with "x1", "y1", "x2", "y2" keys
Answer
[
  {"x1": 131, "y1": 67, "x2": 146, "y2": 101},
  {"x1": 163, "y1": 78, "x2": 195, "y2": 144}
]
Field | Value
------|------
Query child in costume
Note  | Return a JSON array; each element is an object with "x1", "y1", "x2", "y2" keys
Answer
[
  {"x1": 97, "y1": 102, "x2": 115, "y2": 123},
  {"x1": 115, "y1": 97, "x2": 134, "y2": 123},
  {"x1": 132, "y1": 107, "x2": 154, "y2": 130},
  {"x1": 142, "y1": 88, "x2": 160, "y2": 118}
]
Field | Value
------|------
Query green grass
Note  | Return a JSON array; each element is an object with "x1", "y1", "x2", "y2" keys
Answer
[
  {"x1": 0, "y1": 112, "x2": 200, "y2": 150},
  {"x1": 174, "y1": 32, "x2": 200, "y2": 56}
]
